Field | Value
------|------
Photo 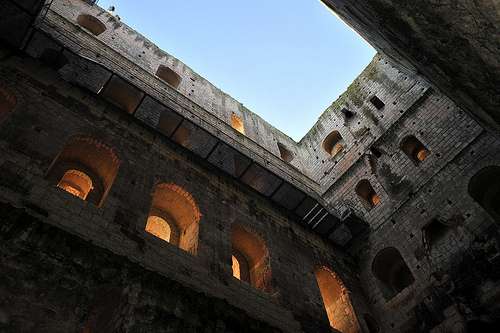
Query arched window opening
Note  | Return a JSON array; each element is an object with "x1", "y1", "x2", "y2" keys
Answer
[
  {"x1": 147, "y1": 183, "x2": 200, "y2": 254},
  {"x1": 370, "y1": 95, "x2": 385, "y2": 110},
  {"x1": 0, "y1": 85, "x2": 16, "y2": 124},
  {"x1": 277, "y1": 142, "x2": 294, "y2": 162},
  {"x1": 315, "y1": 267, "x2": 360, "y2": 333},
  {"x1": 57, "y1": 169, "x2": 93, "y2": 200},
  {"x1": 156, "y1": 65, "x2": 182, "y2": 89},
  {"x1": 145, "y1": 216, "x2": 173, "y2": 243},
  {"x1": 47, "y1": 137, "x2": 120, "y2": 207},
  {"x1": 401, "y1": 136, "x2": 429, "y2": 163},
  {"x1": 423, "y1": 219, "x2": 451, "y2": 250},
  {"x1": 468, "y1": 166, "x2": 500, "y2": 220},
  {"x1": 231, "y1": 250, "x2": 250, "y2": 282},
  {"x1": 364, "y1": 314, "x2": 380, "y2": 333},
  {"x1": 231, "y1": 224, "x2": 271, "y2": 292},
  {"x1": 323, "y1": 131, "x2": 344, "y2": 157},
  {"x1": 77, "y1": 14, "x2": 107, "y2": 36},
  {"x1": 355, "y1": 179, "x2": 380, "y2": 209},
  {"x1": 372, "y1": 247, "x2": 415, "y2": 300},
  {"x1": 231, "y1": 114, "x2": 245, "y2": 135}
]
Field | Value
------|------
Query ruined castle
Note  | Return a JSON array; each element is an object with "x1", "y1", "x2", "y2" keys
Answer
[{"x1": 0, "y1": 0, "x2": 499, "y2": 332}]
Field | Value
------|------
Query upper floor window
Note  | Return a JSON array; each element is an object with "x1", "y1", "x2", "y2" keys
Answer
[
  {"x1": 277, "y1": 142, "x2": 294, "y2": 162},
  {"x1": 370, "y1": 95, "x2": 385, "y2": 110},
  {"x1": 322, "y1": 131, "x2": 344, "y2": 157},
  {"x1": 231, "y1": 113, "x2": 245, "y2": 135},
  {"x1": 77, "y1": 14, "x2": 106, "y2": 36},
  {"x1": 401, "y1": 135, "x2": 429, "y2": 163},
  {"x1": 156, "y1": 65, "x2": 182, "y2": 89},
  {"x1": 355, "y1": 179, "x2": 380, "y2": 209}
]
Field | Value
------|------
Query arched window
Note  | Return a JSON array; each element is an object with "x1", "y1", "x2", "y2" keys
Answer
[
  {"x1": 277, "y1": 142, "x2": 294, "y2": 162},
  {"x1": 372, "y1": 247, "x2": 415, "y2": 300},
  {"x1": 323, "y1": 131, "x2": 344, "y2": 157},
  {"x1": 468, "y1": 166, "x2": 500, "y2": 221},
  {"x1": 231, "y1": 114, "x2": 245, "y2": 135},
  {"x1": 355, "y1": 179, "x2": 380, "y2": 209},
  {"x1": 400, "y1": 136, "x2": 429, "y2": 163},
  {"x1": 315, "y1": 267, "x2": 360, "y2": 333},
  {"x1": 147, "y1": 183, "x2": 200, "y2": 254},
  {"x1": 57, "y1": 169, "x2": 93, "y2": 200},
  {"x1": 77, "y1": 14, "x2": 107, "y2": 36},
  {"x1": 145, "y1": 216, "x2": 173, "y2": 243},
  {"x1": 231, "y1": 224, "x2": 271, "y2": 292},
  {"x1": 155, "y1": 65, "x2": 182, "y2": 89},
  {"x1": 47, "y1": 136, "x2": 120, "y2": 206},
  {"x1": 0, "y1": 85, "x2": 16, "y2": 125}
]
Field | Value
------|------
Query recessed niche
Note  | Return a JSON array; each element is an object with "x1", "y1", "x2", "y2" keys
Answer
[
  {"x1": 156, "y1": 65, "x2": 182, "y2": 89},
  {"x1": 370, "y1": 95, "x2": 385, "y2": 110},
  {"x1": 322, "y1": 131, "x2": 344, "y2": 157},
  {"x1": 277, "y1": 142, "x2": 294, "y2": 162},
  {"x1": 77, "y1": 14, "x2": 106, "y2": 36},
  {"x1": 401, "y1": 135, "x2": 429, "y2": 164}
]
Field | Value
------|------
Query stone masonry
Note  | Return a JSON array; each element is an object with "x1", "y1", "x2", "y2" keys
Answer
[{"x1": 0, "y1": 0, "x2": 499, "y2": 332}]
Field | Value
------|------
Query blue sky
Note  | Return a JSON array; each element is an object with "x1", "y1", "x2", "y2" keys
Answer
[{"x1": 97, "y1": 0, "x2": 375, "y2": 141}]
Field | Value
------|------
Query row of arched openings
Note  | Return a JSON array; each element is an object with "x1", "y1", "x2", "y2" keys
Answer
[
  {"x1": 4, "y1": 79, "x2": 499, "y2": 331},
  {"x1": 44, "y1": 139, "x2": 362, "y2": 332},
  {"x1": 321, "y1": 130, "x2": 429, "y2": 165}
]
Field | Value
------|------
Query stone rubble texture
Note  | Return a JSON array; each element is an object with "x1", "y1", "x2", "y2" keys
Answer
[{"x1": 0, "y1": 0, "x2": 499, "y2": 332}]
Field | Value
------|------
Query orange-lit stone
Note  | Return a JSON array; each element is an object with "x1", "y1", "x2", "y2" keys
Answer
[
  {"x1": 145, "y1": 216, "x2": 172, "y2": 243},
  {"x1": 57, "y1": 169, "x2": 93, "y2": 200},
  {"x1": 416, "y1": 148, "x2": 428, "y2": 161},
  {"x1": 371, "y1": 194, "x2": 381, "y2": 206},
  {"x1": 232, "y1": 255, "x2": 241, "y2": 280},
  {"x1": 231, "y1": 114, "x2": 245, "y2": 135},
  {"x1": 315, "y1": 267, "x2": 360, "y2": 333}
]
